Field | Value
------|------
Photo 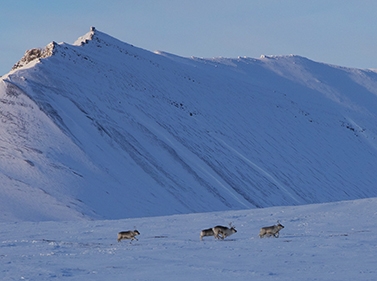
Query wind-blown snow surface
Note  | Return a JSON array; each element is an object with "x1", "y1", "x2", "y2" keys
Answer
[
  {"x1": 1, "y1": 27, "x2": 377, "y2": 221},
  {"x1": 1, "y1": 198, "x2": 376, "y2": 280}
]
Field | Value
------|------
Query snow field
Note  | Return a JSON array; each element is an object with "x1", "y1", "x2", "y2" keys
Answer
[{"x1": 1, "y1": 198, "x2": 376, "y2": 280}]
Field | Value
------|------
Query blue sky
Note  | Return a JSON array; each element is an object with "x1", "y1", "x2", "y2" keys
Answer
[{"x1": 1, "y1": 0, "x2": 376, "y2": 75}]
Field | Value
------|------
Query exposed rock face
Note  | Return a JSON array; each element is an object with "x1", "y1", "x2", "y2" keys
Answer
[{"x1": 12, "y1": 42, "x2": 57, "y2": 70}]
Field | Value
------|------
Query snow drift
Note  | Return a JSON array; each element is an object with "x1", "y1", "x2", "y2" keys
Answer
[{"x1": 1, "y1": 27, "x2": 376, "y2": 222}]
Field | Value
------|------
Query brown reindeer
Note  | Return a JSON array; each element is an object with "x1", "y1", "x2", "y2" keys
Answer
[
  {"x1": 200, "y1": 228, "x2": 215, "y2": 240},
  {"x1": 259, "y1": 221, "x2": 284, "y2": 238},
  {"x1": 117, "y1": 230, "x2": 140, "y2": 242},
  {"x1": 212, "y1": 223, "x2": 237, "y2": 240}
]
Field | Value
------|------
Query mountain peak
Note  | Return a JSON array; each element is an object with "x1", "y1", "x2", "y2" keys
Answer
[
  {"x1": 73, "y1": 26, "x2": 97, "y2": 46},
  {"x1": 11, "y1": 27, "x2": 130, "y2": 72},
  {"x1": 11, "y1": 41, "x2": 58, "y2": 71}
]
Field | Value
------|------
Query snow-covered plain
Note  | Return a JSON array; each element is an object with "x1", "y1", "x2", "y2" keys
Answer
[{"x1": 1, "y1": 198, "x2": 376, "y2": 280}]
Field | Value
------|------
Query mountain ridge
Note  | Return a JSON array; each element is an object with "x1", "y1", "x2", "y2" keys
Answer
[{"x1": 1, "y1": 27, "x2": 376, "y2": 222}]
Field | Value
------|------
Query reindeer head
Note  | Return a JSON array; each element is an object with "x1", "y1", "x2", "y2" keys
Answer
[
  {"x1": 229, "y1": 222, "x2": 237, "y2": 231},
  {"x1": 276, "y1": 220, "x2": 284, "y2": 229},
  {"x1": 133, "y1": 226, "x2": 140, "y2": 234}
]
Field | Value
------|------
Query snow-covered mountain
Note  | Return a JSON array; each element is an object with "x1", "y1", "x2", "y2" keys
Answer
[{"x1": 1, "y1": 27, "x2": 377, "y2": 222}]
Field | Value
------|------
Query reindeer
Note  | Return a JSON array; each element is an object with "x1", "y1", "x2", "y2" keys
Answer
[
  {"x1": 212, "y1": 223, "x2": 237, "y2": 240},
  {"x1": 200, "y1": 228, "x2": 215, "y2": 240},
  {"x1": 259, "y1": 221, "x2": 284, "y2": 238},
  {"x1": 117, "y1": 230, "x2": 140, "y2": 242}
]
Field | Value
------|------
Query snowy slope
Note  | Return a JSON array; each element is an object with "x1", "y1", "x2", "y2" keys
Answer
[
  {"x1": 1, "y1": 27, "x2": 377, "y2": 221},
  {"x1": 1, "y1": 198, "x2": 376, "y2": 280}
]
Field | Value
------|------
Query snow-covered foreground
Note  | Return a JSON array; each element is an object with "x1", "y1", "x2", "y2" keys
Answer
[{"x1": 1, "y1": 198, "x2": 376, "y2": 280}]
